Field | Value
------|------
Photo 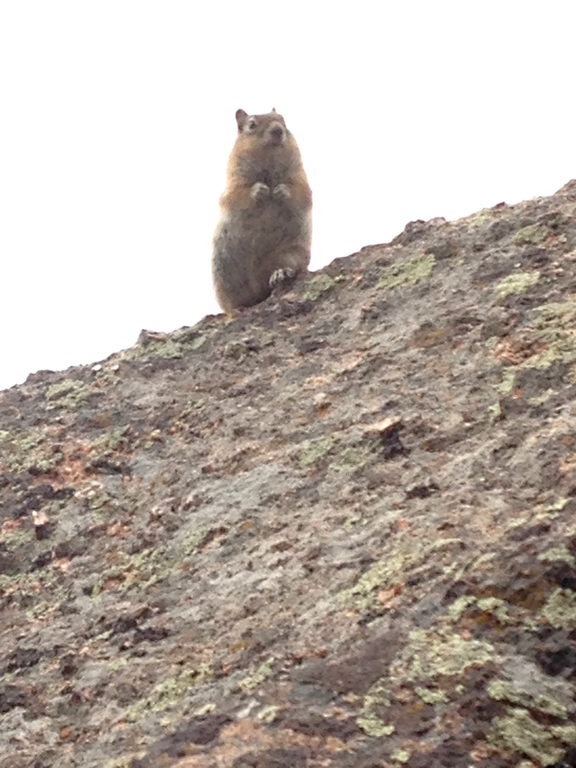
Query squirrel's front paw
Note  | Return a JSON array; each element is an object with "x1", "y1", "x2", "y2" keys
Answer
[
  {"x1": 269, "y1": 267, "x2": 296, "y2": 289},
  {"x1": 250, "y1": 182, "x2": 270, "y2": 201},
  {"x1": 272, "y1": 183, "x2": 291, "y2": 200}
]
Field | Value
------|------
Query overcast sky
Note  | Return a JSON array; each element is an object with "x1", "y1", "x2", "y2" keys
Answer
[{"x1": 1, "y1": 1, "x2": 573, "y2": 391}]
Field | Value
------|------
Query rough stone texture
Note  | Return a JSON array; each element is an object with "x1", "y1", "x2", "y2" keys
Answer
[{"x1": 2, "y1": 181, "x2": 576, "y2": 768}]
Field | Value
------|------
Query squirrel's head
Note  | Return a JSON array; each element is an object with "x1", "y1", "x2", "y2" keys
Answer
[{"x1": 235, "y1": 108, "x2": 288, "y2": 147}]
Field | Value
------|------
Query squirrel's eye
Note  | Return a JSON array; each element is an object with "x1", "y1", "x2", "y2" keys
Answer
[{"x1": 247, "y1": 120, "x2": 257, "y2": 131}]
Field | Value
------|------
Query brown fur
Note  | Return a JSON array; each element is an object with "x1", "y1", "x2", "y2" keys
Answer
[{"x1": 212, "y1": 109, "x2": 312, "y2": 313}]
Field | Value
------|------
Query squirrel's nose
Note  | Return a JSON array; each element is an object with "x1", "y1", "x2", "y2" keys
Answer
[{"x1": 270, "y1": 125, "x2": 284, "y2": 141}]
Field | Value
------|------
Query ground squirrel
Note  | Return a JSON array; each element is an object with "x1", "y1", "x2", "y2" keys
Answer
[{"x1": 212, "y1": 108, "x2": 312, "y2": 313}]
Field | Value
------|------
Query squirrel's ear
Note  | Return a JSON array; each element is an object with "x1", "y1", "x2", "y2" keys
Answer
[
  {"x1": 271, "y1": 107, "x2": 277, "y2": 113},
  {"x1": 235, "y1": 109, "x2": 248, "y2": 131}
]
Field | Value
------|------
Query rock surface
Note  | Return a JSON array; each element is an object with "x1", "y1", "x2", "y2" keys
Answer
[{"x1": 1, "y1": 182, "x2": 576, "y2": 768}]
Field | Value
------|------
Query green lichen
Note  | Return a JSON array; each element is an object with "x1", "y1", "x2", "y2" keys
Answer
[
  {"x1": 524, "y1": 300, "x2": 576, "y2": 370},
  {"x1": 496, "y1": 369, "x2": 516, "y2": 395},
  {"x1": 46, "y1": 378, "x2": 91, "y2": 410},
  {"x1": 299, "y1": 437, "x2": 336, "y2": 467},
  {"x1": 194, "y1": 703, "x2": 216, "y2": 716},
  {"x1": 239, "y1": 657, "x2": 274, "y2": 692},
  {"x1": 449, "y1": 596, "x2": 513, "y2": 625},
  {"x1": 127, "y1": 332, "x2": 202, "y2": 362},
  {"x1": 332, "y1": 444, "x2": 373, "y2": 473},
  {"x1": 467, "y1": 208, "x2": 493, "y2": 228},
  {"x1": 343, "y1": 550, "x2": 413, "y2": 611},
  {"x1": 488, "y1": 402, "x2": 503, "y2": 422},
  {"x1": 377, "y1": 253, "x2": 436, "y2": 290},
  {"x1": 257, "y1": 705, "x2": 280, "y2": 723},
  {"x1": 91, "y1": 429, "x2": 130, "y2": 454},
  {"x1": 476, "y1": 597, "x2": 514, "y2": 624},
  {"x1": 489, "y1": 708, "x2": 576, "y2": 764},
  {"x1": 304, "y1": 274, "x2": 336, "y2": 301},
  {"x1": 488, "y1": 673, "x2": 573, "y2": 718},
  {"x1": 513, "y1": 224, "x2": 548, "y2": 245},
  {"x1": 542, "y1": 588, "x2": 576, "y2": 630},
  {"x1": 356, "y1": 713, "x2": 395, "y2": 738},
  {"x1": 494, "y1": 271, "x2": 540, "y2": 299},
  {"x1": 0, "y1": 525, "x2": 30, "y2": 549},
  {"x1": 93, "y1": 546, "x2": 169, "y2": 598},
  {"x1": 144, "y1": 339, "x2": 183, "y2": 360},
  {"x1": 392, "y1": 629, "x2": 494, "y2": 681},
  {"x1": 357, "y1": 679, "x2": 395, "y2": 737},
  {"x1": 415, "y1": 686, "x2": 448, "y2": 704},
  {"x1": 171, "y1": 328, "x2": 207, "y2": 351},
  {"x1": 538, "y1": 547, "x2": 576, "y2": 567},
  {"x1": 344, "y1": 539, "x2": 464, "y2": 612},
  {"x1": 448, "y1": 595, "x2": 477, "y2": 622},
  {"x1": 536, "y1": 300, "x2": 576, "y2": 327},
  {"x1": 391, "y1": 749, "x2": 411, "y2": 764},
  {"x1": 0, "y1": 428, "x2": 60, "y2": 474},
  {"x1": 125, "y1": 665, "x2": 212, "y2": 722},
  {"x1": 178, "y1": 526, "x2": 214, "y2": 557}
]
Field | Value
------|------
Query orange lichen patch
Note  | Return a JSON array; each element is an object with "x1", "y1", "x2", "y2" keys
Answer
[
  {"x1": 470, "y1": 741, "x2": 501, "y2": 761},
  {"x1": 1, "y1": 518, "x2": 23, "y2": 537},
  {"x1": 493, "y1": 336, "x2": 544, "y2": 365},
  {"x1": 106, "y1": 522, "x2": 132, "y2": 538},
  {"x1": 172, "y1": 718, "x2": 348, "y2": 768},
  {"x1": 377, "y1": 584, "x2": 404, "y2": 607}
]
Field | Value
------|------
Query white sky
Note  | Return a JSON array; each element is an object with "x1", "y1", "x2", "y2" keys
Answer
[{"x1": 1, "y1": 1, "x2": 574, "y2": 391}]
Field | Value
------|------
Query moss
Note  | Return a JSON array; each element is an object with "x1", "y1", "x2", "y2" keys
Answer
[
  {"x1": 239, "y1": 658, "x2": 274, "y2": 692},
  {"x1": 513, "y1": 224, "x2": 549, "y2": 245},
  {"x1": 377, "y1": 253, "x2": 435, "y2": 290},
  {"x1": 494, "y1": 271, "x2": 540, "y2": 299},
  {"x1": 542, "y1": 588, "x2": 576, "y2": 630},
  {"x1": 489, "y1": 708, "x2": 576, "y2": 764},
  {"x1": 304, "y1": 274, "x2": 336, "y2": 301}
]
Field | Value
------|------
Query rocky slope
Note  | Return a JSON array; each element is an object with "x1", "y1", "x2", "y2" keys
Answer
[{"x1": 1, "y1": 182, "x2": 576, "y2": 768}]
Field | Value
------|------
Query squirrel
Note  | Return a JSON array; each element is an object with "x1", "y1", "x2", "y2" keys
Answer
[{"x1": 212, "y1": 108, "x2": 312, "y2": 313}]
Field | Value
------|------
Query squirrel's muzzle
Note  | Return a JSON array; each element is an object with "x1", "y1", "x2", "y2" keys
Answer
[{"x1": 268, "y1": 123, "x2": 286, "y2": 144}]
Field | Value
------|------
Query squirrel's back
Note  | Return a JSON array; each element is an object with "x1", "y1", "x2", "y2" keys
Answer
[{"x1": 212, "y1": 109, "x2": 312, "y2": 313}]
